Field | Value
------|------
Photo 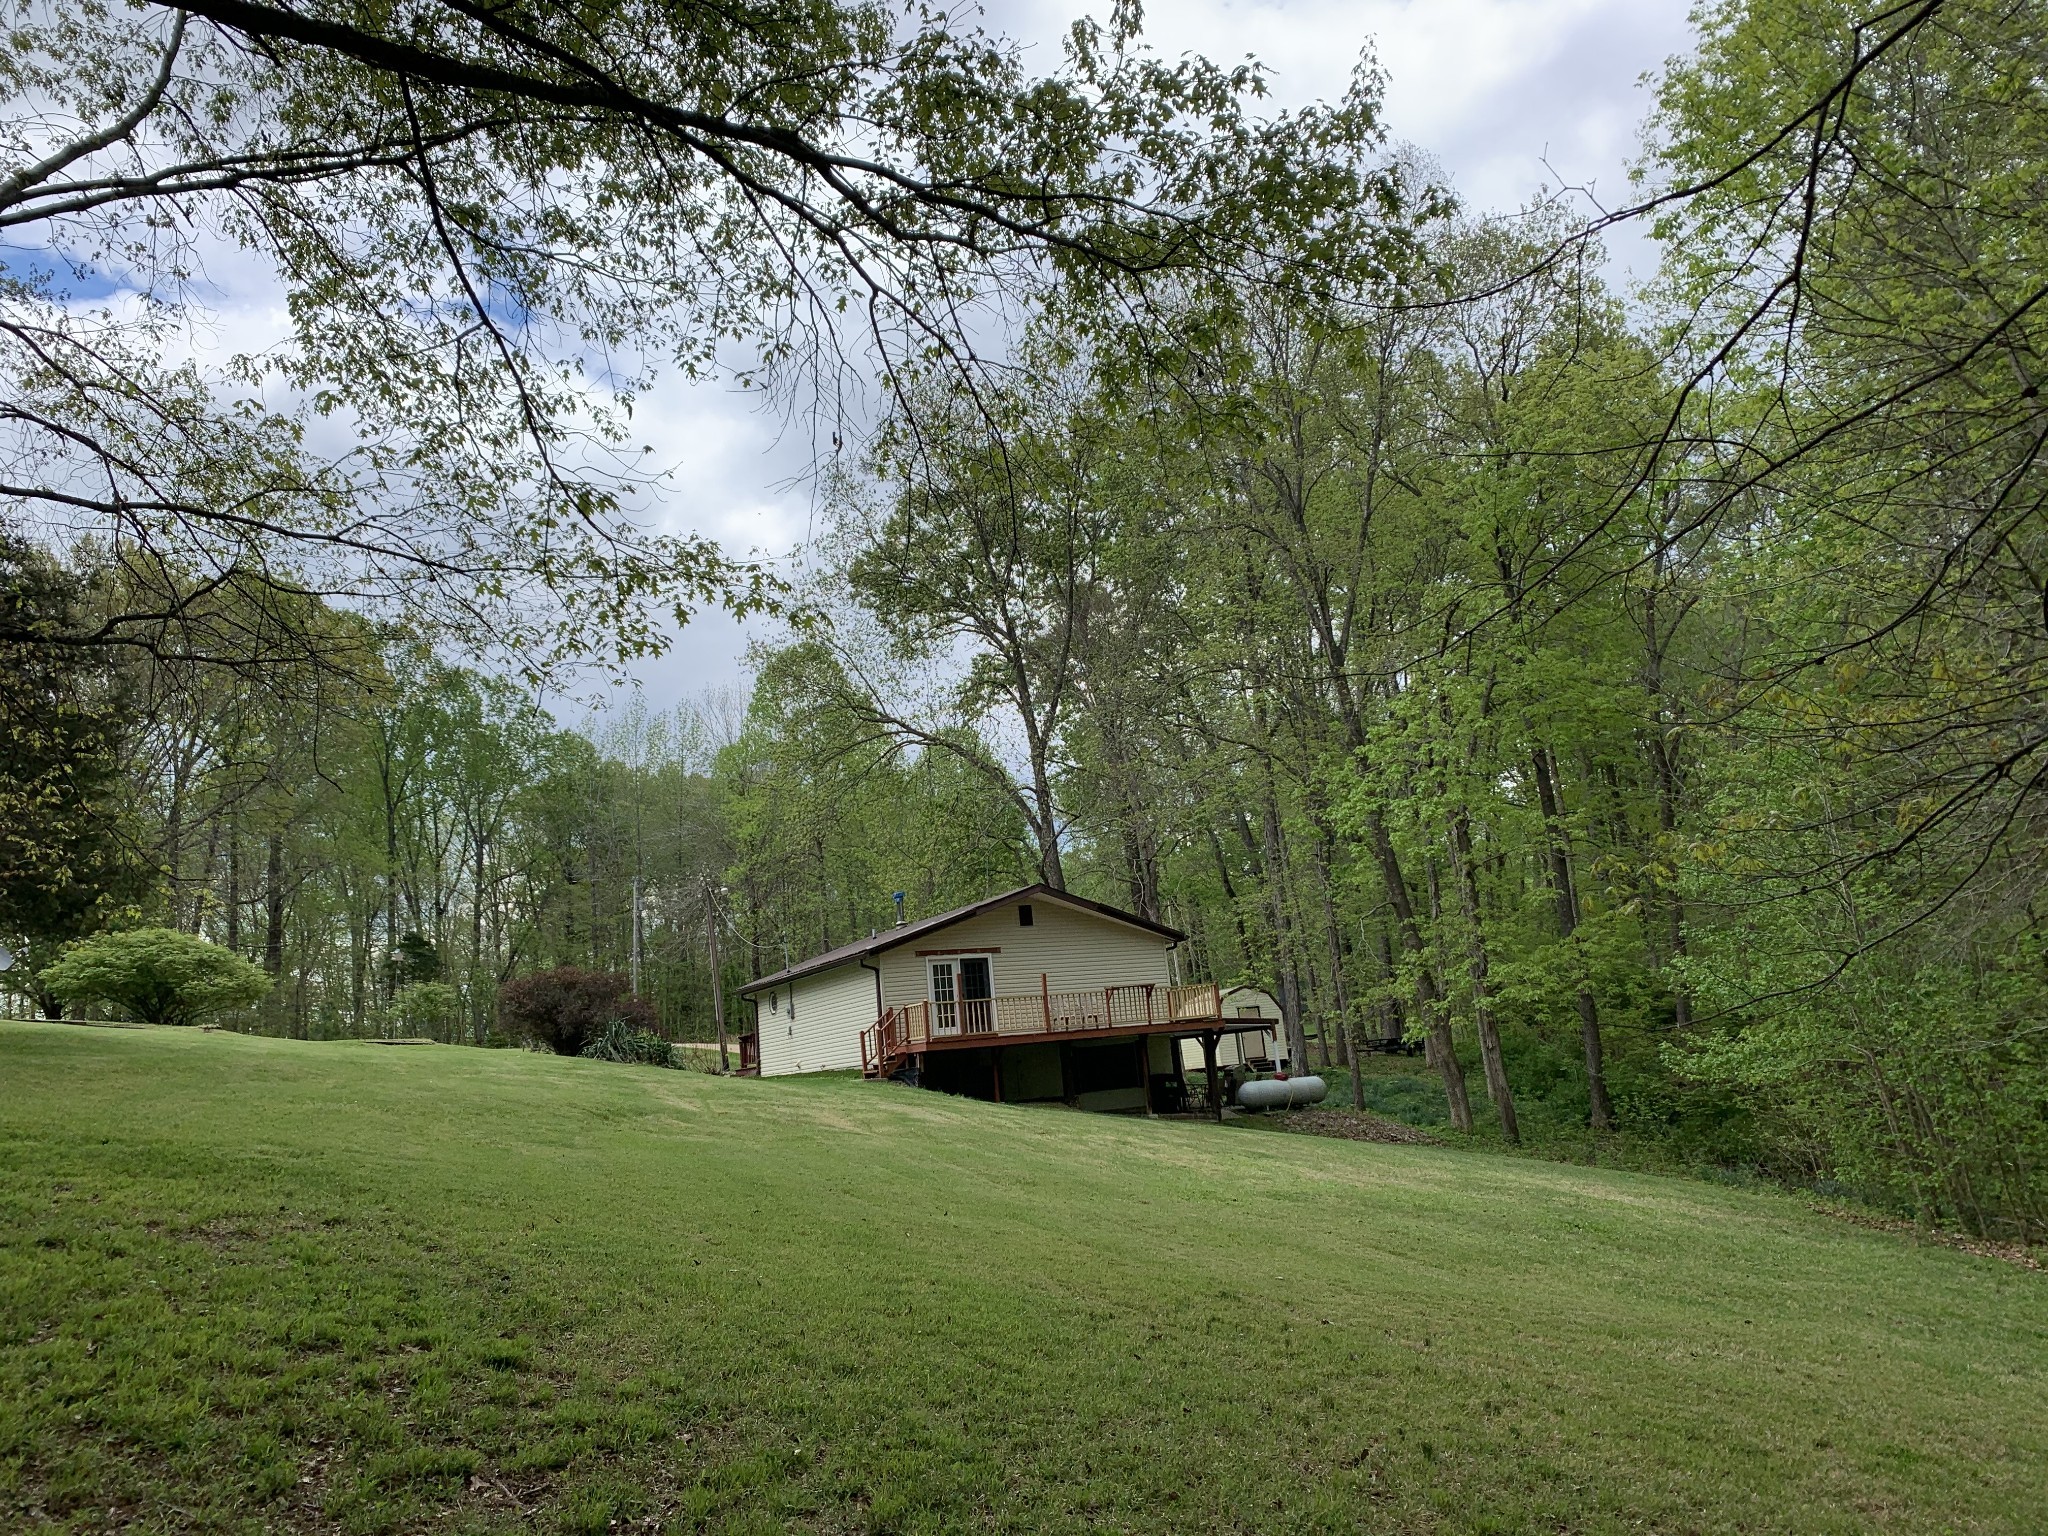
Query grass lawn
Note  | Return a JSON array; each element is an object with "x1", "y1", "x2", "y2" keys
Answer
[{"x1": 2, "y1": 1023, "x2": 2043, "y2": 1534}]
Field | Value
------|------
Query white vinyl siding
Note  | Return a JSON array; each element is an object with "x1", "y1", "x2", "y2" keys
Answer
[
  {"x1": 1180, "y1": 1029, "x2": 1279, "y2": 1072},
  {"x1": 747, "y1": 894, "x2": 1178, "y2": 1078},
  {"x1": 1178, "y1": 986, "x2": 1282, "y2": 1072},
  {"x1": 874, "y1": 896, "x2": 1173, "y2": 1010},
  {"x1": 754, "y1": 961, "x2": 878, "y2": 1077},
  {"x1": 1221, "y1": 986, "x2": 1282, "y2": 1019}
]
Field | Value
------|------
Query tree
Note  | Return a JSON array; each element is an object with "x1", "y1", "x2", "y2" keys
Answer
[
  {"x1": 1623, "y1": 0, "x2": 2048, "y2": 1236},
  {"x1": 1641, "y1": 0, "x2": 2048, "y2": 934},
  {"x1": 2, "y1": 1, "x2": 1411, "y2": 683},
  {"x1": 40, "y1": 927, "x2": 271, "y2": 1026},
  {"x1": 837, "y1": 366, "x2": 1129, "y2": 889},
  {"x1": 497, "y1": 965, "x2": 653, "y2": 1056},
  {"x1": 0, "y1": 539, "x2": 149, "y2": 1012},
  {"x1": 389, "y1": 979, "x2": 459, "y2": 1041},
  {"x1": 718, "y1": 641, "x2": 1033, "y2": 963}
]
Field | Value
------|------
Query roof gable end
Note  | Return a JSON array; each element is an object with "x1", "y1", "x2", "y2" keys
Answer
[{"x1": 738, "y1": 884, "x2": 1182, "y2": 995}]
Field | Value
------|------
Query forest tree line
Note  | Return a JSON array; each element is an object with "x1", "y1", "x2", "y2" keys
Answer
[
  {"x1": 0, "y1": 569, "x2": 1039, "y2": 1052},
  {"x1": 4, "y1": 0, "x2": 2045, "y2": 1245}
]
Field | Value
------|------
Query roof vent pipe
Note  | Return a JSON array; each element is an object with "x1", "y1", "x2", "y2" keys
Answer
[{"x1": 892, "y1": 891, "x2": 906, "y2": 927}]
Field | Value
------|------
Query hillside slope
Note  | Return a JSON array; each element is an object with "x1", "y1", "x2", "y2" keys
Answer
[{"x1": 2, "y1": 1023, "x2": 2043, "y2": 1534}]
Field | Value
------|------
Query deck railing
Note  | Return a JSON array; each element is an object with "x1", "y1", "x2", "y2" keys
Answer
[{"x1": 861, "y1": 981, "x2": 1224, "y2": 1074}]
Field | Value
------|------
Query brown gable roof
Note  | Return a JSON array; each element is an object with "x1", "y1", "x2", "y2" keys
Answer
[{"x1": 737, "y1": 883, "x2": 1183, "y2": 995}]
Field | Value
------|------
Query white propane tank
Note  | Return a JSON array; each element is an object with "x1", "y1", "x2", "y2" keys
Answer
[{"x1": 1236, "y1": 1074, "x2": 1328, "y2": 1110}]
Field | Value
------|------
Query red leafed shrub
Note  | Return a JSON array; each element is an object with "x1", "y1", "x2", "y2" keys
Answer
[{"x1": 496, "y1": 966, "x2": 655, "y2": 1056}]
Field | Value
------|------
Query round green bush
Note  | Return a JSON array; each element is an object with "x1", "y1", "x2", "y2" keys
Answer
[{"x1": 39, "y1": 927, "x2": 271, "y2": 1026}]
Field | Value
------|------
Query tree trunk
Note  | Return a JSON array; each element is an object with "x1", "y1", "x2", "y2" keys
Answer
[
  {"x1": 161, "y1": 734, "x2": 195, "y2": 937},
  {"x1": 1374, "y1": 926, "x2": 1405, "y2": 1045},
  {"x1": 263, "y1": 832, "x2": 285, "y2": 978},
  {"x1": 1122, "y1": 822, "x2": 1162, "y2": 924},
  {"x1": 1641, "y1": 536, "x2": 1695, "y2": 1031},
  {"x1": 1339, "y1": 1001, "x2": 1364, "y2": 1110},
  {"x1": 191, "y1": 812, "x2": 222, "y2": 935},
  {"x1": 1367, "y1": 808, "x2": 1471, "y2": 1132},
  {"x1": 383, "y1": 799, "x2": 400, "y2": 1000},
  {"x1": 472, "y1": 836, "x2": 488, "y2": 1044},
  {"x1": 1259, "y1": 791, "x2": 1310, "y2": 1072},
  {"x1": 349, "y1": 903, "x2": 366, "y2": 1034},
  {"x1": 1310, "y1": 822, "x2": 1350, "y2": 1075},
  {"x1": 225, "y1": 822, "x2": 241, "y2": 954},
  {"x1": 1449, "y1": 811, "x2": 1518, "y2": 1143},
  {"x1": 1004, "y1": 700, "x2": 1067, "y2": 892},
  {"x1": 1530, "y1": 747, "x2": 1615, "y2": 1130},
  {"x1": 1032, "y1": 799, "x2": 1065, "y2": 889},
  {"x1": 1299, "y1": 945, "x2": 1332, "y2": 1071},
  {"x1": 1204, "y1": 825, "x2": 1254, "y2": 964},
  {"x1": 1646, "y1": 728, "x2": 1693, "y2": 1030}
]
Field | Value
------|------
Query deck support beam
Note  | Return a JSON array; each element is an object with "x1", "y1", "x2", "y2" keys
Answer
[{"x1": 1200, "y1": 1030, "x2": 1222, "y2": 1123}]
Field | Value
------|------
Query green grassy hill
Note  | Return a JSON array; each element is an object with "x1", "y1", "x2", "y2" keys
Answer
[{"x1": 2, "y1": 1023, "x2": 2043, "y2": 1534}]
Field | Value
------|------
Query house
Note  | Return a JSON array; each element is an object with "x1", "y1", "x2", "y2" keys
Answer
[
  {"x1": 1176, "y1": 985, "x2": 1284, "y2": 1075},
  {"x1": 737, "y1": 884, "x2": 1267, "y2": 1113}
]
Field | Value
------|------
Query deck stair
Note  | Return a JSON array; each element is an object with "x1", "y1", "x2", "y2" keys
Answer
[{"x1": 860, "y1": 1006, "x2": 915, "y2": 1079}]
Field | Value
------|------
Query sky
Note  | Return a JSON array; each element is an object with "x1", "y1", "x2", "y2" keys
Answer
[
  {"x1": 621, "y1": 0, "x2": 1699, "y2": 712},
  {"x1": 18, "y1": 1, "x2": 1697, "y2": 717}
]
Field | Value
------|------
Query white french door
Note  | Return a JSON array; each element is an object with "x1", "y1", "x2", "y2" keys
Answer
[
  {"x1": 930, "y1": 959, "x2": 959, "y2": 1035},
  {"x1": 928, "y1": 956, "x2": 994, "y2": 1035}
]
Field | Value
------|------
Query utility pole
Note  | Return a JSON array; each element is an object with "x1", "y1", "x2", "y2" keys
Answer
[
  {"x1": 705, "y1": 881, "x2": 729, "y2": 1073},
  {"x1": 630, "y1": 872, "x2": 643, "y2": 997}
]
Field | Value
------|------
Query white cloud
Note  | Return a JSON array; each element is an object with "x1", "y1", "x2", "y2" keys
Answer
[{"x1": 620, "y1": 375, "x2": 823, "y2": 559}]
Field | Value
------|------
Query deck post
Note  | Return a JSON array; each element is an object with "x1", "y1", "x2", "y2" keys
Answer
[
  {"x1": 992, "y1": 1047, "x2": 1004, "y2": 1104},
  {"x1": 1041, "y1": 973, "x2": 1051, "y2": 1032},
  {"x1": 1059, "y1": 1041, "x2": 1075, "y2": 1105},
  {"x1": 1136, "y1": 1035, "x2": 1153, "y2": 1114},
  {"x1": 1201, "y1": 1030, "x2": 1222, "y2": 1123}
]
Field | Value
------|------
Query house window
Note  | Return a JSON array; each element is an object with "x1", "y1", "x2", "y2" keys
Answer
[
  {"x1": 1018, "y1": 904, "x2": 1034, "y2": 927},
  {"x1": 1237, "y1": 1006, "x2": 1261, "y2": 1018}
]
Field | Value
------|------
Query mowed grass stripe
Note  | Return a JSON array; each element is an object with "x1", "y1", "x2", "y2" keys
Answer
[{"x1": 1, "y1": 1022, "x2": 2042, "y2": 1534}]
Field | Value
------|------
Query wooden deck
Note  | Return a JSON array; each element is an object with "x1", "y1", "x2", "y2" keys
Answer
[{"x1": 860, "y1": 982, "x2": 1256, "y2": 1078}]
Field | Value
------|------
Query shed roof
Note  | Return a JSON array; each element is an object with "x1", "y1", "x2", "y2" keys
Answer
[
  {"x1": 738, "y1": 883, "x2": 1184, "y2": 995},
  {"x1": 1220, "y1": 983, "x2": 1280, "y2": 1004}
]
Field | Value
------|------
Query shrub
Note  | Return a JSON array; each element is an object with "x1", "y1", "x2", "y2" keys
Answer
[
  {"x1": 387, "y1": 981, "x2": 459, "y2": 1040},
  {"x1": 496, "y1": 966, "x2": 653, "y2": 1056},
  {"x1": 39, "y1": 927, "x2": 271, "y2": 1026},
  {"x1": 579, "y1": 1019, "x2": 676, "y2": 1067}
]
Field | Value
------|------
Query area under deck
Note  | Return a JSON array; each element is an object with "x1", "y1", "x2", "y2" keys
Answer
[{"x1": 861, "y1": 982, "x2": 1270, "y2": 1113}]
